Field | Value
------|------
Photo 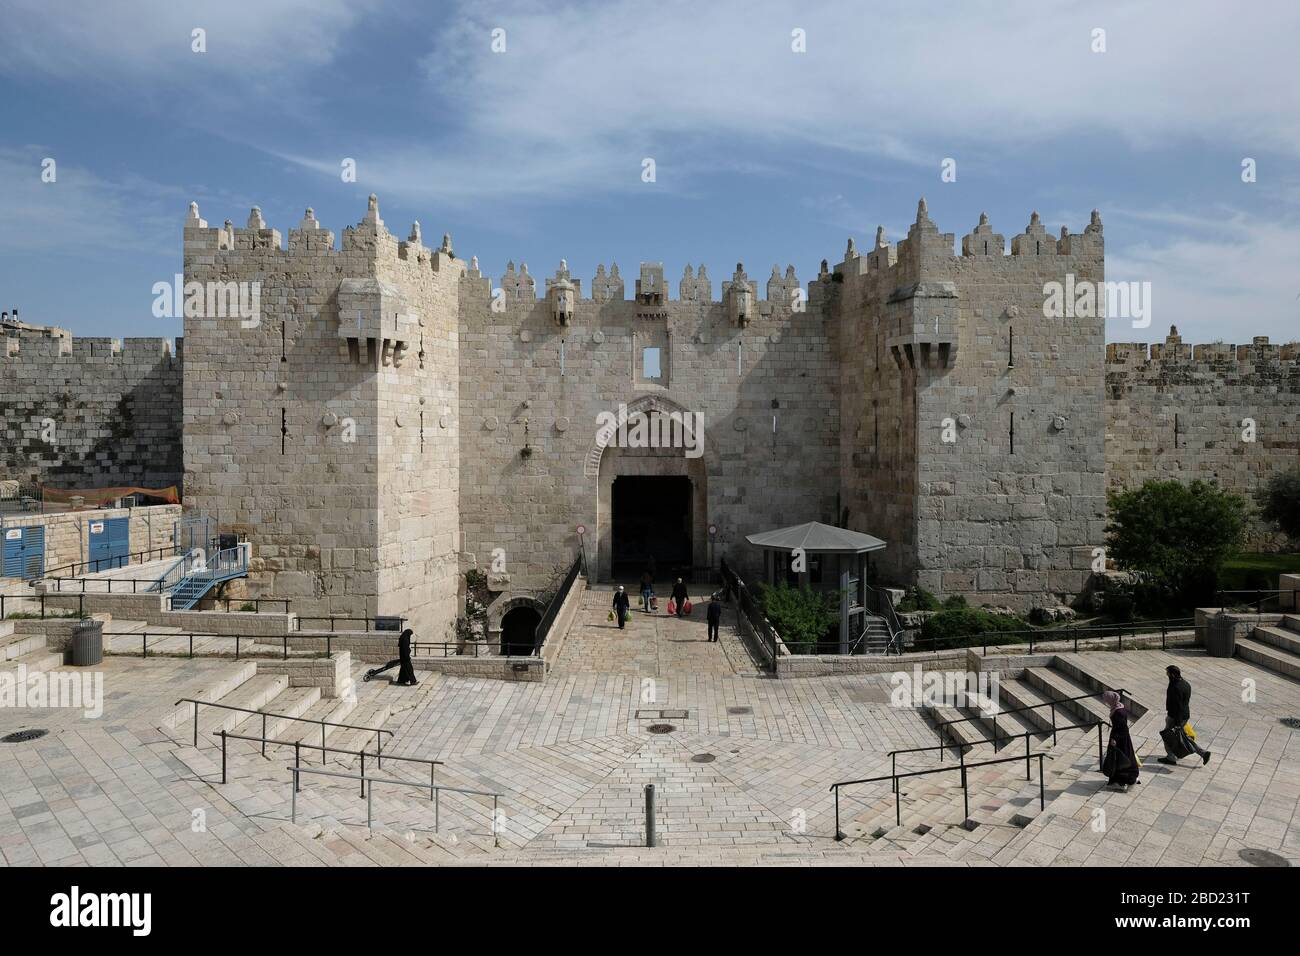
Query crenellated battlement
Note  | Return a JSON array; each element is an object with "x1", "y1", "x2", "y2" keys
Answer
[
  {"x1": 1107, "y1": 326, "x2": 1300, "y2": 369},
  {"x1": 2, "y1": 323, "x2": 177, "y2": 364},
  {"x1": 831, "y1": 200, "x2": 1105, "y2": 287},
  {"x1": 182, "y1": 195, "x2": 461, "y2": 277}
]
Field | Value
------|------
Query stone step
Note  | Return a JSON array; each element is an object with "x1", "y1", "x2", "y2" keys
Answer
[
  {"x1": 1, "y1": 632, "x2": 48, "y2": 661},
  {"x1": 922, "y1": 703, "x2": 988, "y2": 752},
  {"x1": 0, "y1": 647, "x2": 65, "y2": 672},
  {"x1": 966, "y1": 695, "x2": 1042, "y2": 751},
  {"x1": 1235, "y1": 636, "x2": 1300, "y2": 680},
  {"x1": 0, "y1": 620, "x2": 12, "y2": 640},
  {"x1": 188, "y1": 675, "x2": 291, "y2": 740},
  {"x1": 1050, "y1": 656, "x2": 1149, "y2": 719},
  {"x1": 1252, "y1": 624, "x2": 1300, "y2": 656},
  {"x1": 253, "y1": 687, "x2": 323, "y2": 742},
  {"x1": 1022, "y1": 666, "x2": 1112, "y2": 728},
  {"x1": 273, "y1": 695, "x2": 361, "y2": 750},
  {"x1": 161, "y1": 661, "x2": 260, "y2": 729},
  {"x1": 1282, "y1": 614, "x2": 1300, "y2": 633},
  {"x1": 993, "y1": 678, "x2": 1063, "y2": 736}
]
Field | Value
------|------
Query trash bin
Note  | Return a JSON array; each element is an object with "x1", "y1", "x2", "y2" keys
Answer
[
  {"x1": 1203, "y1": 611, "x2": 1236, "y2": 658},
  {"x1": 71, "y1": 618, "x2": 103, "y2": 666}
]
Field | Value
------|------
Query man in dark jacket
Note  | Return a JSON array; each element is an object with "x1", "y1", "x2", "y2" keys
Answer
[
  {"x1": 612, "y1": 585, "x2": 631, "y2": 629},
  {"x1": 671, "y1": 578, "x2": 689, "y2": 618},
  {"x1": 706, "y1": 596, "x2": 722, "y2": 642},
  {"x1": 1159, "y1": 664, "x2": 1210, "y2": 765}
]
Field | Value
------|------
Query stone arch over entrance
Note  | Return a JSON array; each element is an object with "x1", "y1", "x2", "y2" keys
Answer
[
  {"x1": 486, "y1": 593, "x2": 547, "y2": 655},
  {"x1": 592, "y1": 394, "x2": 708, "y2": 583}
]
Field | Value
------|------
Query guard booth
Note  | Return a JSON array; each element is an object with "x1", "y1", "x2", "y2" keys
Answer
[
  {"x1": 2, "y1": 525, "x2": 46, "y2": 579},
  {"x1": 87, "y1": 516, "x2": 130, "y2": 571}
]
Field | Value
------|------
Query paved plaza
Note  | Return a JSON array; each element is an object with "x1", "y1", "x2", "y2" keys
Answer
[{"x1": 2, "y1": 586, "x2": 1299, "y2": 867}]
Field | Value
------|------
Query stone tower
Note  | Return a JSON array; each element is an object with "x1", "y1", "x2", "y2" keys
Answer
[{"x1": 181, "y1": 197, "x2": 463, "y2": 637}]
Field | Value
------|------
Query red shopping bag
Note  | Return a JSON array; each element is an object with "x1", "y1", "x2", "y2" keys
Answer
[
  {"x1": 682, "y1": 600, "x2": 693, "y2": 615},
  {"x1": 666, "y1": 599, "x2": 677, "y2": 615}
]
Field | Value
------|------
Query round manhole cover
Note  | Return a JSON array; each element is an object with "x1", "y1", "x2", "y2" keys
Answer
[
  {"x1": 691, "y1": 753, "x2": 716, "y2": 763},
  {"x1": 1238, "y1": 848, "x2": 1291, "y2": 867},
  {"x1": 646, "y1": 724, "x2": 676, "y2": 735},
  {"x1": 2, "y1": 729, "x2": 48, "y2": 744},
  {"x1": 727, "y1": 706, "x2": 752, "y2": 715},
  {"x1": 1279, "y1": 717, "x2": 1300, "y2": 730}
]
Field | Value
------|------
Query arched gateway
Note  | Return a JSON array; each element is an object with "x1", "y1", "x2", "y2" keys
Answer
[{"x1": 590, "y1": 394, "x2": 708, "y2": 583}]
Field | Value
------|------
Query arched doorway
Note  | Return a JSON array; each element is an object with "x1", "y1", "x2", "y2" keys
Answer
[
  {"x1": 591, "y1": 395, "x2": 708, "y2": 584},
  {"x1": 500, "y1": 605, "x2": 542, "y2": 656}
]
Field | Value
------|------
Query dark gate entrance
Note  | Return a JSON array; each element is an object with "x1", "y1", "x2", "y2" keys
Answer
[
  {"x1": 500, "y1": 606, "x2": 542, "y2": 656},
  {"x1": 611, "y1": 475, "x2": 692, "y2": 580}
]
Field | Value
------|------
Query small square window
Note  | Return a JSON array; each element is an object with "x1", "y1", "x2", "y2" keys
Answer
[{"x1": 642, "y1": 347, "x2": 662, "y2": 379}]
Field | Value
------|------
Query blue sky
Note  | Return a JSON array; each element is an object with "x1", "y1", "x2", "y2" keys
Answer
[{"x1": 1, "y1": 0, "x2": 1297, "y2": 345}]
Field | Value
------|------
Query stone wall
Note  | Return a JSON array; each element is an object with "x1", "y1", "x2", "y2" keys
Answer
[
  {"x1": 828, "y1": 203, "x2": 1107, "y2": 612},
  {"x1": 181, "y1": 199, "x2": 462, "y2": 640},
  {"x1": 2, "y1": 504, "x2": 180, "y2": 574},
  {"x1": 1107, "y1": 328, "x2": 1300, "y2": 549},
  {"x1": 458, "y1": 258, "x2": 840, "y2": 587},
  {"x1": 1, "y1": 324, "x2": 182, "y2": 490}
]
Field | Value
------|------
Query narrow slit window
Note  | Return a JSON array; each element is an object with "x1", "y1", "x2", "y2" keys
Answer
[{"x1": 642, "y1": 346, "x2": 662, "y2": 379}]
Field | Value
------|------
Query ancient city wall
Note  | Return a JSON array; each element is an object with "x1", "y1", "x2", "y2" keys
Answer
[
  {"x1": 1, "y1": 324, "x2": 182, "y2": 490},
  {"x1": 181, "y1": 198, "x2": 462, "y2": 640},
  {"x1": 457, "y1": 259, "x2": 840, "y2": 588},
  {"x1": 1107, "y1": 328, "x2": 1300, "y2": 548},
  {"x1": 831, "y1": 203, "x2": 1108, "y2": 612}
]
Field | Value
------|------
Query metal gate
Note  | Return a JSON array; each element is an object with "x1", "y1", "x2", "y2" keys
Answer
[
  {"x1": 2, "y1": 526, "x2": 46, "y2": 579},
  {"x1": 175, "y1": 513, "x2": 215, "y2": 558},
  {"x1": 87, "y1": 516, "x2": 130, "y2": 571}
]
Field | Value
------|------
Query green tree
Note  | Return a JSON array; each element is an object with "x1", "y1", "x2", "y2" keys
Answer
[
  {"x1": 757, "y1": 582, "x2": 840, "y2": 652},
  {"x1": 1259, "y1": 470, "x2": 1300, "y2": 543},
  {"x1": 1106, "y1": 479, "x2": 1248, "y2": 606}
]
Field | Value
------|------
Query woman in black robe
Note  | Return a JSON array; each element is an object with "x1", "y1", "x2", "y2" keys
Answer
[
  {"x1": 365, "y1": 628, "x2": 419, "y2": 686},
  {"x1": 1101, "y1": 689, "x2": 1139, "y2": 790}
]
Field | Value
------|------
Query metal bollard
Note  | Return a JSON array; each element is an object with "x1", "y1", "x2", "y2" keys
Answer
[{"x1": 645, "y1": 784, "x2": 656, "y2": 848}]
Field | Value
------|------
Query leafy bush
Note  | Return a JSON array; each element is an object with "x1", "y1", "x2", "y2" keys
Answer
[
  {"x1": 1106, "y1": 479, "x2": 1248, "y2": 608},
  {"x1": 941, "y1": 594, "x2": 968, "y2": 610},
  {"x1": 757, "y1": 582, "x2": 840, "y2": 651},
  {"x1": 1259, "y1": 470, "x2": 1300, "y2": 543},
  {"x1": 895, "y1": 586, "x2": 940, "y2": 612},
  {"x1": 919, "y1": 608, "x2": 1028, "y2": 649}
]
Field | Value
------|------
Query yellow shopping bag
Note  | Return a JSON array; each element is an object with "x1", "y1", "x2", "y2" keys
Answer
[
  {"x1": 1184, "y1": 722, "x2": 1196, "y2": 741},
  {"x1": 607, "y1": 610, "x2": 615, "y2": 622}
]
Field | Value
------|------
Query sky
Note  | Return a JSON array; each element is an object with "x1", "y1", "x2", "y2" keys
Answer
[{"x1": 0, "y1": 0, "x2": 1298, "y2": 345}]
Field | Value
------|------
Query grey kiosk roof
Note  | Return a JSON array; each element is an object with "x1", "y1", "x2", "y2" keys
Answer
[{"x1": 744, "y1": 521, "x2": 886, "y2": 555}]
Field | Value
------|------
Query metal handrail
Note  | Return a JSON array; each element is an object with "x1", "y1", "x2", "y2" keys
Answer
[
  {"x1": 41, "y1": 543, "x2": 180, "y2": 580},
  {"x1": 534, "y1": 552, "x2": 584, "y2": 653},
  {"x1": 830, "y1": 749, "x2": 1052, "y2": 839},
  {"x1": 174, "y1": 696, "x2": 394, "y2": 749},
  {"x1": 286, "y1": 764, "x2": 503, "y2": 844},
  {"x1": 933, "y1": 686, "x2": 1129, "y2": 734},
  {"x1": 108, "y1": 630, "x2": 331, "y2": 660},
  {"x1": 215, "y1": 730, "x2": 441, "y2": 798}
]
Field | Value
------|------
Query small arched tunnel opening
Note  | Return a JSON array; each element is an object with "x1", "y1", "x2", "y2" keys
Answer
[{"x1": 500, "y1": 606, "x2": 543, "y2": 656}]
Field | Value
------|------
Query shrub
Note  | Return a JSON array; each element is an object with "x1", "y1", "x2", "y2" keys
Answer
[
  {"x1": 1106, "y1": 479, "x2": 1248, "y2": 608},
  {"x1": 757, "y1": 582, "x2": 840, "y2": 651},
  {"x1": 1259, "y1": 470, "x2": 1300, "y2": 543},
  {"x1": 919, "y1": 607, "x2": 1028, "y2": 650},
  {"x1": 941, "y1": 594, "x2": 968, "y2": 610},
  {"x1": 895, "y1": 586, "x2": 940, "y2": 613}
]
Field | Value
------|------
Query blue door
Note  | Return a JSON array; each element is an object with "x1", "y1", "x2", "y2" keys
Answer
[
  {"x1": 87, "y1": 517, "x2": 130, "y2": 571},
  {"x1": 2, "y1": 526, "x2": 46, "y2": 579}
]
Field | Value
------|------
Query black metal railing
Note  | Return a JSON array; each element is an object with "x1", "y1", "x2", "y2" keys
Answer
[
  {"x1": 112, "y1": 630, "x2": 333, "y2": 660},
  {"x1": 0, "y1": 592, "x2": 85, "y2": 620},
  {"x1": 891, "y1": 617, "x2": 1197, "y2": 657},
  {"x1": 41, "y1": 544, "x2": 180, "y2": 580},
  {"x1": 831, "y1": 748, "x2": 1053, "y2": 839},
  {"x1": 214, "y1": 729, "x2": 440, "y2": 798},
  {"x1": 175, "y1": 697, "x2": 394, "y2": 752},
  {"x1": 285, "y1": 764, "x2": 502, "y2": 843},
  {"x1": 1215, "y1": 588, "x2": 1300, "y2": 615},
  {"x1": 534, "y1": 552, "x2": 585, "y2": 654},
  {"x1": 294, "y1": 615, "x2": 407, "y2": 632},
  {"x1": 932, "y1": 686, "x2": 1128, "y2": 754},
  {"x1": 720, "y1": 557, "x2": 781, "y2": 665}
]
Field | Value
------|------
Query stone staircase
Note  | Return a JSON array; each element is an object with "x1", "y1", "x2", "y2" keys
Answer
[
  {"x1": 1236, "y1": 615, "x2": 1300, "y2": 680},
  {"x1": 838, "y1": 658, "x2": 1148, "y2": 859},
  {"x1": 157, "y1": 659, "x2": 509, "y2": 862},
  {"x1": 0, "y1": 619, "x2": 65, "y2": 672}
]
